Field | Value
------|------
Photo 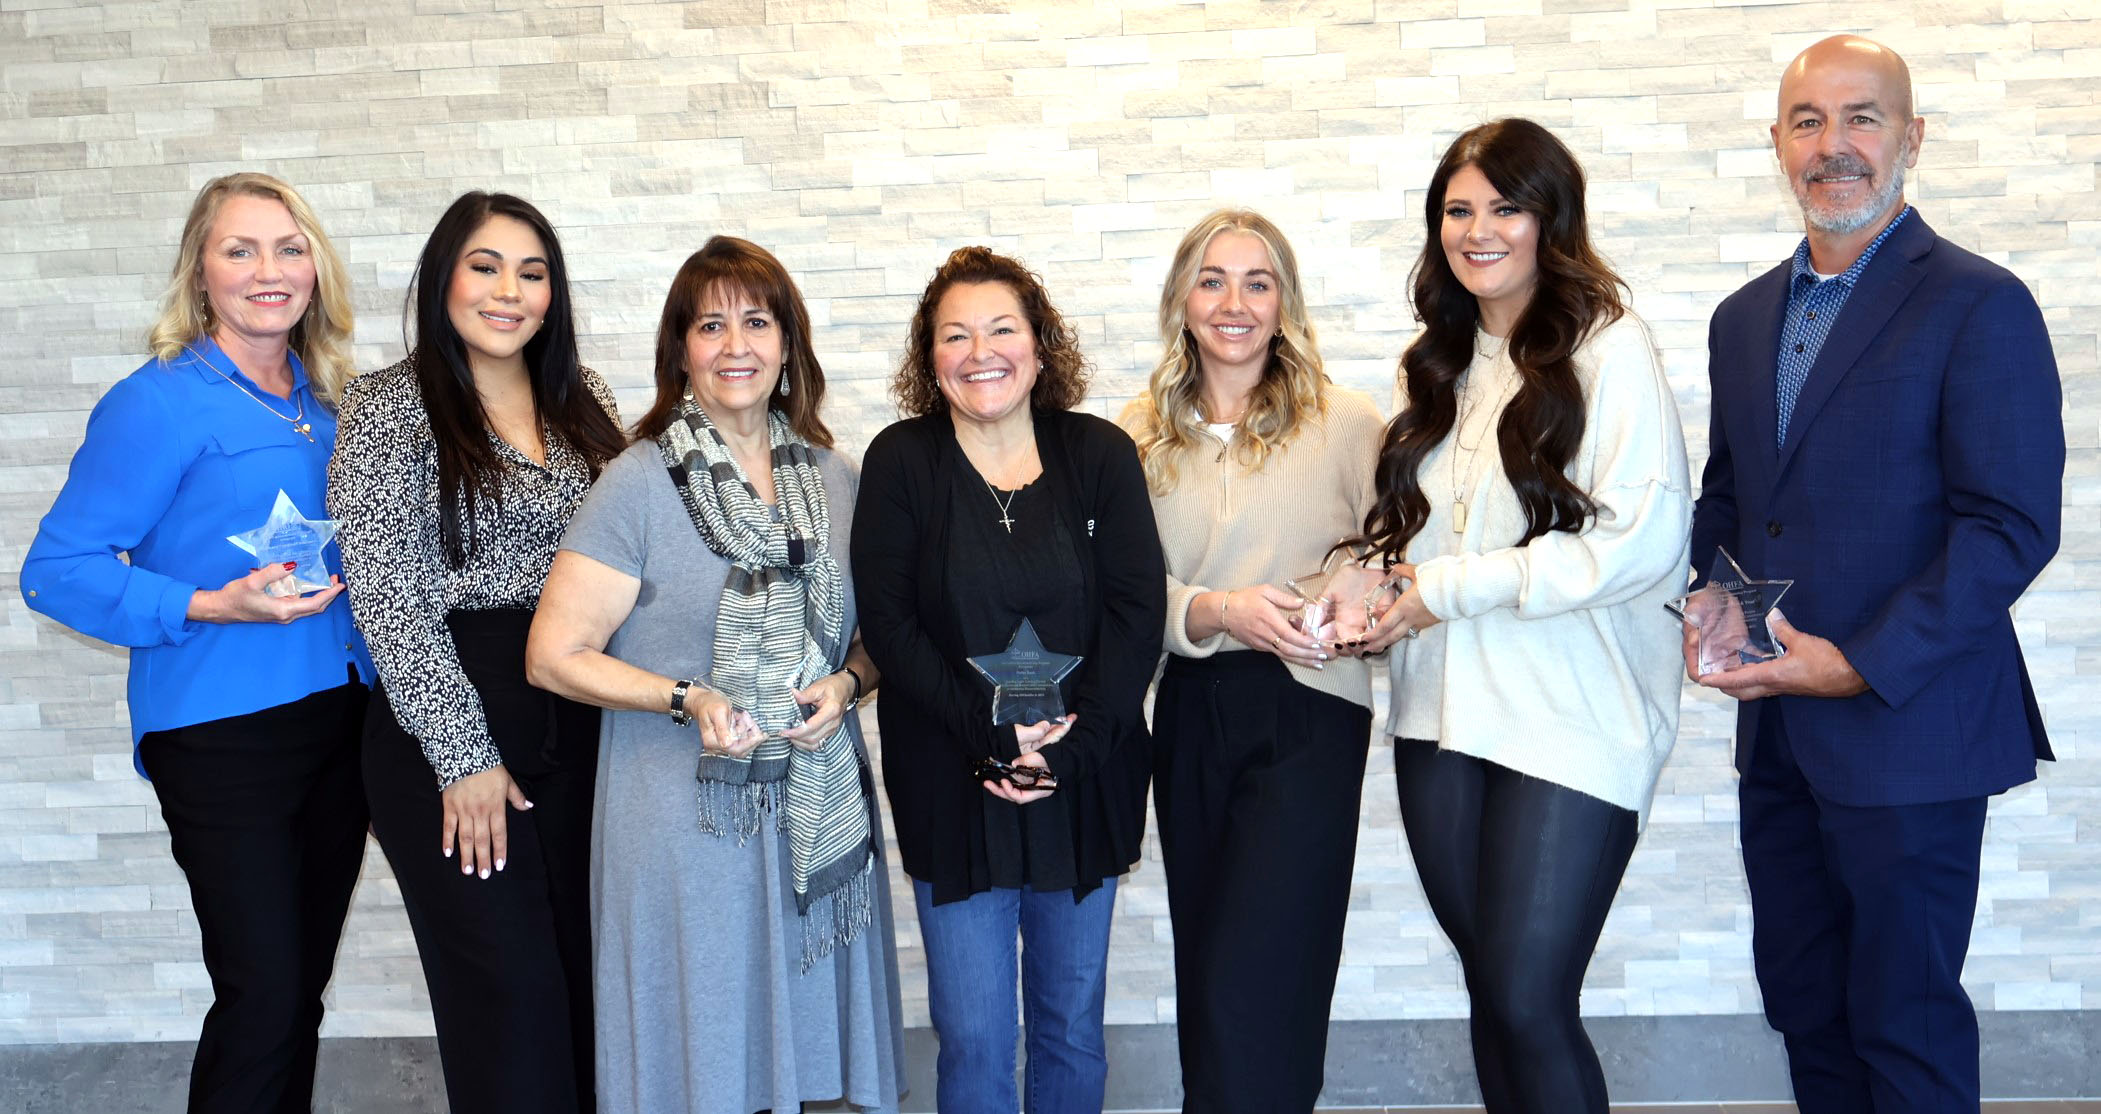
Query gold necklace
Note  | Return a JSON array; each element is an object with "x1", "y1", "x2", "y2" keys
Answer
[
  {"x1": 1449, "y1": 347, "x2": 1517, "y2": 534},
  {"x1": 191, "y1": 346, "x2": 313, "y2": 442}
]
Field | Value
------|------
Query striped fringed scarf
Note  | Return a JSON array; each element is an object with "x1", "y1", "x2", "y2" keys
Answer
[{"x1": 659, "y1": 400, "x2": 876, "y2": 968}]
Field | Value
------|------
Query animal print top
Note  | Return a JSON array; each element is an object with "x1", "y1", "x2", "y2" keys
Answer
[{"x1": 329, "y1": 357, "x2": 619, "y2": 786}]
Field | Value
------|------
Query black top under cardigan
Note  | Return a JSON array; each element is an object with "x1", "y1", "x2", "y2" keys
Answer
[{"x1": 851, "y1": 408, "x2": 1166, "y2": 906}]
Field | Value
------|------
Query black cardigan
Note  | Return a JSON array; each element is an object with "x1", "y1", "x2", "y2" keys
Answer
[{"x1": 851, "y1": 408, "x2": 1166, "y2": 904}]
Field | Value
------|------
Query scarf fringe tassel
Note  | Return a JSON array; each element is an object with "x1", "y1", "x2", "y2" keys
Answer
[{"x1": 696, "y1": 779, "x2": 876, "y2": 971}]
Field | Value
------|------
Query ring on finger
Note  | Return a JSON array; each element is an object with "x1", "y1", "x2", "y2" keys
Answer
[{"x1": 1403, "y1": 626, "x2": 1420, "y2": 639}]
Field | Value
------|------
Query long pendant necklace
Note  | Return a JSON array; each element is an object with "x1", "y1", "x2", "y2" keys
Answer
[
  {"x1": 194, "y1": 347, "x2": 314, "y2": 441},
  {"x1": 1449, "y1": 344, "x2": 1515, "y2": 534},
  {"x1": 986, "y1": 481, "x2": 1019, "y2": 534}
]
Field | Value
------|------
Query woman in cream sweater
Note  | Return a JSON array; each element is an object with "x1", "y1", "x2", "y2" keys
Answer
[
  {"x1": 1120, "y1": 209, "x2": 1385, "y2": 1113},
  {"x1": 1353, "y1": 119, "x2": 1693, "y2": 1114}
]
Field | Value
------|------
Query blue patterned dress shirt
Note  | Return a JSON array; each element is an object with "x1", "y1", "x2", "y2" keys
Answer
[{"x1": 1774, "y1": 205, "x2": 1914, "y2": 448}]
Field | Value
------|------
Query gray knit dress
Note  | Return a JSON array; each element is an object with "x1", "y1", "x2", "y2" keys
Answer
[{"x1": 560, "y1": 441, "x2": 905, "y2": 1114}]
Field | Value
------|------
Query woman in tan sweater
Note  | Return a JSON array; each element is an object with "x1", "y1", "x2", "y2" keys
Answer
[{"x1": 1119, "y1": 209, "x2": 1385, "y2": 1112}]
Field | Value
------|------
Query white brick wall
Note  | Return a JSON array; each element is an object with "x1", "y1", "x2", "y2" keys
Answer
[{"x1": 2, "y1": 0, "x2": 2095, "y2": 1043}]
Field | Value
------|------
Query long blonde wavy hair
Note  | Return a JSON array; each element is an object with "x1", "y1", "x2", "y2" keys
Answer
[
  {"x1": 147, "y1": 173, "x2": 356, "y2": 404},
  {"x1": 1129, "y1": 208, "x2": 1328, "y2": 495}
]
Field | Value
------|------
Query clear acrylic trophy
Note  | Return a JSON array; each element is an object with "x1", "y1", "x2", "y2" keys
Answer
[
  {"x1": 1286, "y1": 556, "x2": 1401, "y2": 645},
  {"x1": 1665, "y1": 548, "x2": 1794, "y2": 677},
  {"x1": 226, "y1": 490, "x2": 338, "y2": 598},
  {"x1": 966, "y1": 617, "x2": 1083, "y2": 726}
]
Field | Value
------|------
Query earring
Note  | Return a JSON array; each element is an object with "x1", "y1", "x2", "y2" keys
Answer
[{"x1": 778, "y1": 365, "x2": 790, "y2": 397}]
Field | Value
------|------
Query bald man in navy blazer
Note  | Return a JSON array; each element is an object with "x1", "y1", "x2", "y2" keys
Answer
[{"x1": 1687, "y1": 35, "x2": 2064, "y2": 1113}]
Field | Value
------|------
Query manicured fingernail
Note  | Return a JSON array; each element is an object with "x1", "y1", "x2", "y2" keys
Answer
[
  {"x1": 478, "y1": 868, "x2": 490, "y2": 879},
  {"x1": 442, "y1": 847, "x2": 452, "y2": 858},
  {"x1": 283, "y1": 562, "x2": 297, "y2": 570},
  {"x1": 522, "y1": 801, "x2": 534, "y2": 809},
  {"x1": 494, "y1": 859, "x2": 505, "y2": 872},
  {"x1": 461, "y1": 861, "x2": 472, "y2": 874}
]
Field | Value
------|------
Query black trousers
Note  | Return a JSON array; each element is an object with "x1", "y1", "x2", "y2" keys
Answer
[
  {"x1": 1392, "y1": 740, "x2": 1638, "y2": 1114},
  {"x1": 1154, "y1": 653, "x2": 1372, "y2": 1114},
  {"x1": 1739, "y1": 711, "x2": 1988, "y2": 1113},
  {"x1": 362, "y1": 609, "x2": 598, "y2": 1114},
  {"x1": 139, "y1": 674, "x2": 369, "y2": 1114}
]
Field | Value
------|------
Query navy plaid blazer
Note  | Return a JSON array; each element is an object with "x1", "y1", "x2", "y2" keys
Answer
[{"x1": 1689, "y1": 212, "x2": 2064, "y2": 807}]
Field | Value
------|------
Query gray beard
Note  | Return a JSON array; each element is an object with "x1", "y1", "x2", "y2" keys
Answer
[{"x1": 1789, "y1": 157, "x2": 1908, "y2": 237}]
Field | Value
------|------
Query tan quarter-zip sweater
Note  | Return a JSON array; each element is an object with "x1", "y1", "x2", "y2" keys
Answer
[{"x1": 1118, "y1": 387, "x2": 1386, "y2": 711}]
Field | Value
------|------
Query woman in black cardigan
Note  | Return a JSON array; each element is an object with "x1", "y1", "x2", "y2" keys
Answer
[{"x1": 852, "y1": 247, "x2": 1164, "y2": 1114}]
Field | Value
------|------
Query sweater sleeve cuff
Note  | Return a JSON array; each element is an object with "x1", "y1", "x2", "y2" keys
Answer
[
  {"x1": 1040, "y1": 743, "x2": 1073, "y2": 783},
  {"x1": 1415, "y1": 550, "x2": 1523, "y2": 621},
  {"x1": 993, "y1": 721, "x2": 1023, "y2": 762},
  {"x1": 1164, "y1": 583, "x2": 1227, "y2": 658}
]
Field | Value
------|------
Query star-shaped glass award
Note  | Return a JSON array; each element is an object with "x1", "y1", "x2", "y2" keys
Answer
[
  {"x1": 1665, "y1": 548, "x2": 1793, "y2": 677},
  {"x1": 966, "y1": 617, "x2": 1082, "y2": 726},
  {"x1": 1286, "y1": 557, "x2": 1399, "y2": 644},
  {"x1": 227, "y1": 490, "x2": 338, "y2": 598}
]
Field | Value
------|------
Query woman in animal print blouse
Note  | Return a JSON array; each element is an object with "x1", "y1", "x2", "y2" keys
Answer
[{"x1": 329, "y1": 191, "x2": 625, "y2": 1114}]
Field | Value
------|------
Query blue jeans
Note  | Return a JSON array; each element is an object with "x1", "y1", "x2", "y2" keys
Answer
[{"x1": 912, "y1": 878, "x2": 1117, "y2": 1114}]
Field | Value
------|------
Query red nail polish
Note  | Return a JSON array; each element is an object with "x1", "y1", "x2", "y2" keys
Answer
[{"x1": 283, "y1": 561, "x2": 297, "y2": 570}]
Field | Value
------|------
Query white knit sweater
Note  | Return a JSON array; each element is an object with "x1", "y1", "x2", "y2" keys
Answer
[{"x1": 1387, "y1": 313, "x2": 1693, "y2": 821}]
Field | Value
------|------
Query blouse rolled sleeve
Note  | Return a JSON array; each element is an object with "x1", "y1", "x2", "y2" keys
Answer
[
  {"x1": 22, "y1": 374, "x2": 205, "y2": 649},
  {"x1": 329, "y1": 380, "x2": 503, "y2": 787}
]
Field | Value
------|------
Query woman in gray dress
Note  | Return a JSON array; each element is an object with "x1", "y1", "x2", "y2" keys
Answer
[{"x1": 525, "y1": 235, "x2": 904, "y2": 1114}]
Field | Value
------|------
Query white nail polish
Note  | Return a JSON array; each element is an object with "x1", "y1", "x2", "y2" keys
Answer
[
  {"x1": 495, "y1": 858, "x2": 506, "y2": 871},
  {"x1": 479, "y1": 868, "x2": 490, "y2": 880}
]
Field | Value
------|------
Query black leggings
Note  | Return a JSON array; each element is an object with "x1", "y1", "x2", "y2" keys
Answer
[{"x1": 1393, "y1": 739, "x2": 1638, "y2": 1114}]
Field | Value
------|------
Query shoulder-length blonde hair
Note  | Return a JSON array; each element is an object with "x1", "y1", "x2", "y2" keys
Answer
[
  {"x1": 147, "y1": 172, "x2": 356, "y2": 405},
  {"x1": 1129, "y1": 208, "x2": 1327, "y2": 495}
]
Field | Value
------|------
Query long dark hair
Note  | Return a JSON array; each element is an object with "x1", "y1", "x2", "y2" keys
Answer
[
  {"x1": 631, "y1": 235, "x2": 833, "y2": 447},
  {"x1": 407, "y1": 191, "x2": 626, "y2": 567},
  {"x1": 1353, "y1": 119, "x2": 1626, "y2": 563},
  {"x1": 893, "y1": 246, "x2": 1088, "y2": 418}
]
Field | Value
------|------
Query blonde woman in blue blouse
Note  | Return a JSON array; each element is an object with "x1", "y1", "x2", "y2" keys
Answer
[{"x1": 21, "y1": 172, "x2": 371, "y2": 1113}]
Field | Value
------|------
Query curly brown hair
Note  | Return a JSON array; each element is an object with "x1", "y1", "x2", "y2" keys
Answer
[{"x1": 893, "y1": 246, "x2": 1089, "y2": 417}]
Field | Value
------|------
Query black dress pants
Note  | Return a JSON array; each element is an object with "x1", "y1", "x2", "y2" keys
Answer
[
  {"x1": 1154, "y1": 652, "x2": 1372, "y2": 1114},
  {"x1": 138, "y1": 674, "x2": 369, "y2": 1114},
  {"x1": 362, "y1": 609, "x2": 598, "y2": 1114}
]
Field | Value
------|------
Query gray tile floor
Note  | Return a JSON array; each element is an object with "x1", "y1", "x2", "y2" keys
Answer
[{"x1": 1318, "y1": 1105, "x2": 2101, "y2": 1113}]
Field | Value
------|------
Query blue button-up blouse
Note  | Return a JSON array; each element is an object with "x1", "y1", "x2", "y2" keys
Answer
[{"x1": 21, "y1": 337, "x2": 374, "y2": 773}]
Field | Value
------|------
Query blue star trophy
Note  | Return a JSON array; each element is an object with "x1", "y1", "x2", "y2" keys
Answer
[
  {"x1": 1286, "y1": 553, "x2": 1401, "y2": 644},
  {"x1": 226, "y1": 490, "x2": 338, "y2": 598},
  {"x1": 1665, "y1": 548, "x2": 1794, "y2": 677},
  {"x1": 967, "y1": 618, "x2": 1082, "y2": 727}
]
